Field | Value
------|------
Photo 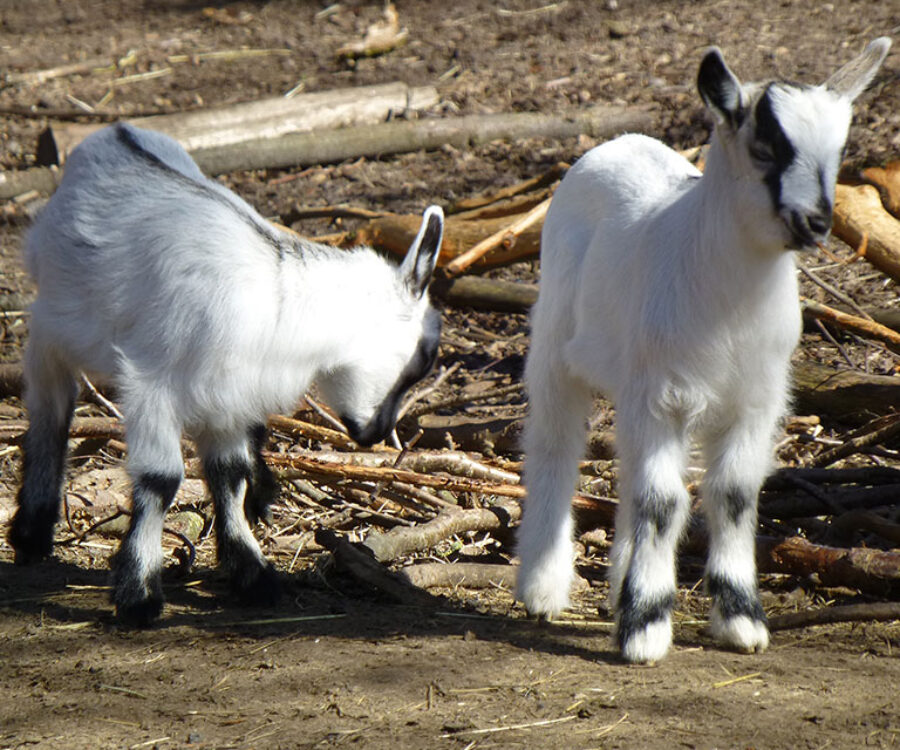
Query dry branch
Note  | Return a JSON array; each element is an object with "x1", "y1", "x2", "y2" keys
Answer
[
  {"x1": 450, "y1": 163, "x2": 567, "y2": 213},
  {"x1": 801, "y1": 296, "x2": 900, "y2": 350},
  {"x1": 768, "y1": 601, "x2": 900, "y2": 631},
  {"x1": 400, "y1": 562, "x2": 517, "y2": 590},
  {"x1": 833, "y1": 183, "x2": 900, "y2": 283},
  {"x1": 315, "y1": 528, "x2": 441, "y2": 607},
  {"x1": 443, "y1": 198, "x2": 551, "y2": 276},
  {"x1": 431, "y1": 276, "x2": 538, "y2": 313},
  {"x1": 363, "y1": 503, "x2": 522, "y2": 562},
  {"x1": 758, "y1": 535, "x2": 900, "y2": 595},
  {"x1": 189, "y1": 105, "x2": 652, "y2": 176},
  {"x1": 38, "y1": 81, "x2": 439, "y2": 165}
]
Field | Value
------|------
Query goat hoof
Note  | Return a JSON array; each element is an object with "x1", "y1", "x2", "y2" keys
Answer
[
  {"x1": 115, "y1": 594, "x2": 164, "y2": 628},
  {"x1": 233, "y1": 563, "x2": 282, "y2": 607},
  {"x1": 9, "y1": 512, "x2": 56, "y2": 564},
  {"x1": 617, "y1": 619, "x2": 673, "y2": 664}
]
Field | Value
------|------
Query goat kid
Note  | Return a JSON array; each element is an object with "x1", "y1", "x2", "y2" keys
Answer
[
  {"x1": 10, "y1": 123, "x2": 445, "y2": 626},
  {"x1": 516, "y1": 39, "x2": 891, "y2": 663}
]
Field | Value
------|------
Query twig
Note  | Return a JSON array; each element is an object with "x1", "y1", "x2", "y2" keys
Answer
[
  {"x1": 802, "y1": 296, "x2": 900, "y2": 349},
  {"x1": 443, "y1": 197, "x2": 551, "y2": 277},
  {"x1": 301, "y1": 394, "x2": 348, "y2": 435},
  {"x1": 809, "y1": 412, "x2": 900, "y2": 468},
  {"x1": 405, "y1": 381, "x2": 523, "y2": 420},
  {"x1": 81, "y1": 374, "x2": 125, "y2": 420},
  {"x1": 397, "y1": 362, "x2": 461, "y2": 420},
  {"x1": 769, "y1": 601, "x2": 900, "y2": 631},
  {"x1": 798, "y1": 263, "x2": 873, "y2": 320}
]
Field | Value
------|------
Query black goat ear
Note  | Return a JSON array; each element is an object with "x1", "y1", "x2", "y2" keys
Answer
[
  {"x1": 401, "y1": 205, "x2": 444, "y2": 297},
  {"x1": 697, "y1": 47, "x2": 746, "y2": 129}
]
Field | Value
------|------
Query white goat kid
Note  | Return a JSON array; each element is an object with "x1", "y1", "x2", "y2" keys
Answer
[
  {"x1": 10, "y1": 123, "x2": 444, "y2": 626},
  {"x1": 516, "y1": 39, "x2": 891, "y2": 663}
]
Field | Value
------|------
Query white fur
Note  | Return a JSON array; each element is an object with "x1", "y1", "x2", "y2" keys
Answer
[
  {"x1": 516, "y1": 39, "x2": 890, "y2": 662},
  {"x1": 13, "y1": 123, "x2": 444, "y2": 622}
]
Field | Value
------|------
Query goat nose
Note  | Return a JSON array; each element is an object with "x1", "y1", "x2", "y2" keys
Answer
[{"x1": 805, "y1": 212, "x2": 832, "y2": 237}]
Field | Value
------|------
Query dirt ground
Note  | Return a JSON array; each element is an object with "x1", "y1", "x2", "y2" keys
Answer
[{"x1": 2, "y1": 1, "x2": 900, "y2": 748}]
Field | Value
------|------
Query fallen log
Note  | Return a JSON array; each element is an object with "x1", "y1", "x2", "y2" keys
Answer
[
  {"x1": 189, "y1": 105, "x2": 652, "y2": 176},
  {"x1": 833, "y1": 183, "x2": 900, "y2": 283},
  {"x1": 363, "y1": 503, "x2": 522, "y2": 562},
  {"x1": 861, "y1": 160, "x2": 900, "y2": 219},
  {"x1": 0, "y1": 166, "x2": 61, "y2": 202},
  {"x1": 431, "y1": 276, "x2": 538, "y2": 314},
  {"x1": 758, "y1": 535, "x2": 900, "y2": 596},
  {"x1": 399, "y1": 562, "x2": 517, "y2": 591},
  {"x1": 791, "y1": 359, "x2": 900, "y2": 422},
  {"x1": 315, "y1": 527, "x2": 442, "y2": 607},
  {"x1": 36, "y1": 81, "x2": 439, "y2": 165},
  {"x1": 768, "y1": 601, "x2": 900, "y2": 631}
]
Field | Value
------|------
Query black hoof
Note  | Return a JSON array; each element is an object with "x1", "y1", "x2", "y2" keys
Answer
[
  {"x1": 112, "y1": 558, "x2": 165, "y2": 627},
  {"x1": 233, "y1": 563, "x2": 282, "y2": 608},
  {"x1": 115, "y1": 595, "x2": 164, "y2": 628},
  {"x1": 9, "y1": 511, "x2": 56, "y2": 564}
]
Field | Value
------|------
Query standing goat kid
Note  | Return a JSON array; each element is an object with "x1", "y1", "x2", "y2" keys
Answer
[
  {"x1": 516, "y1": 39, "x2": 891, "y2": 663},
  {"x1": 10, "y1": 123, "x2": 445, "y2": 626}
]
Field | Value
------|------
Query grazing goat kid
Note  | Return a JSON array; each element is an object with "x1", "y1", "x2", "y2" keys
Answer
[
  {"x1": 516, "y1": 39, "x2": 891, "y2": 663},
  {"x1": 10, "y1": 123, "x2": 445, "y2": 626}
]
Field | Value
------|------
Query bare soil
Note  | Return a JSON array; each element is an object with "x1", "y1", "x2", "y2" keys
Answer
[{"x1": 2, "y1": 2, "x2": 900, "y2": 749}]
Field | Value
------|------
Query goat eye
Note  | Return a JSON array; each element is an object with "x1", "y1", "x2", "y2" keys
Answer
[{"x1": 749, "y1": 144, "x2": 775, "y2": 165}]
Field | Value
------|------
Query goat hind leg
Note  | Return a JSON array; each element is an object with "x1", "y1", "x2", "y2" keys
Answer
[
  {"x1": 9, "y1": 336, "x2": 78, "y2": 563},
  {"x1": 201, "y1": 432, "x2": 281, "y2": 607},
  {"x1": 112, "y1": 404, "x2": 185, "y2": 626},
  {"x1": 516, "y1": 361, "x2": 592, "y2": 618}
]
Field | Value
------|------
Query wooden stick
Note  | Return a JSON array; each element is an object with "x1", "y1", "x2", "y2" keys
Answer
[
  {"x1": 801, "y1": 296, "x2": 900, "y2": 347},
  {"x1": 768, "y1": 601, "x2": 900, "y2": 631},
  {"x1": 450, "y1": 163, "x2": 567, "y2": 213},
  {"x1": 442, "y1": 197, "x2": 551, "y2": 277},
  {"x1": 189, "y1": 105, "x2": 652, "y2": 176},
  {"x1": 400, "y1": 562, "x2": 517, "y2": 590},
  {"x1": 758, "y1": 536, "x2": 900, "y2": 595},
  {"x1": 809, "y1": 412, "x2": 900, "y2": 468},
  {"x1": 315, "y1": 528, "x2": 441, "y2": 607},
  {"x1": 363, "y1": 503, "x2": 522, "y2": 562}
]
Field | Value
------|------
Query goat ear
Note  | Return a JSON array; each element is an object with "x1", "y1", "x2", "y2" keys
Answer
[
  {"x1": 824, "y1": 37, "x2": 891, "y2": 101},
  {"x1": 401, "y1": 205, "x2": 444, "y2": 297},
  {"x1": 697, "y1": 47, "x2": 746, "y2": 128}
]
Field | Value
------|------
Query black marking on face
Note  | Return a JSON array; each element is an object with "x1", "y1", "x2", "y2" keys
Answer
[
  {"x1": 616, "y1": 573, "x2": 676, "y2": 647},
  {"x1": 753, "y1": 86, "x2": 798, "y2": 214},
  {"x1": 707, "y1": 573, "x2": 767, "y2": 624},
  {"x1": 115, "y1": 124, "x2": 288, "y2": 260},
  {"x1": 344, "y1": 311, "x2": 442, "y2": 446}
]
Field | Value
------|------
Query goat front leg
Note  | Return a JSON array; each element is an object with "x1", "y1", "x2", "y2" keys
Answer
[
  {"x1": 701, "y1": 413, "x2": 775, "y2": 653},
  {"x1": 516, "y1": 357, "x2": 592, "y2": 618},
  {"x1": 611, "y1": 406, "x2": 691, "y2": 663},
  {"x1": 9, "y1": 333, "x2": 78, "y2": 563},
  {"x1": 200, "y1": 432, "x2": 281, "y2": 607}
]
